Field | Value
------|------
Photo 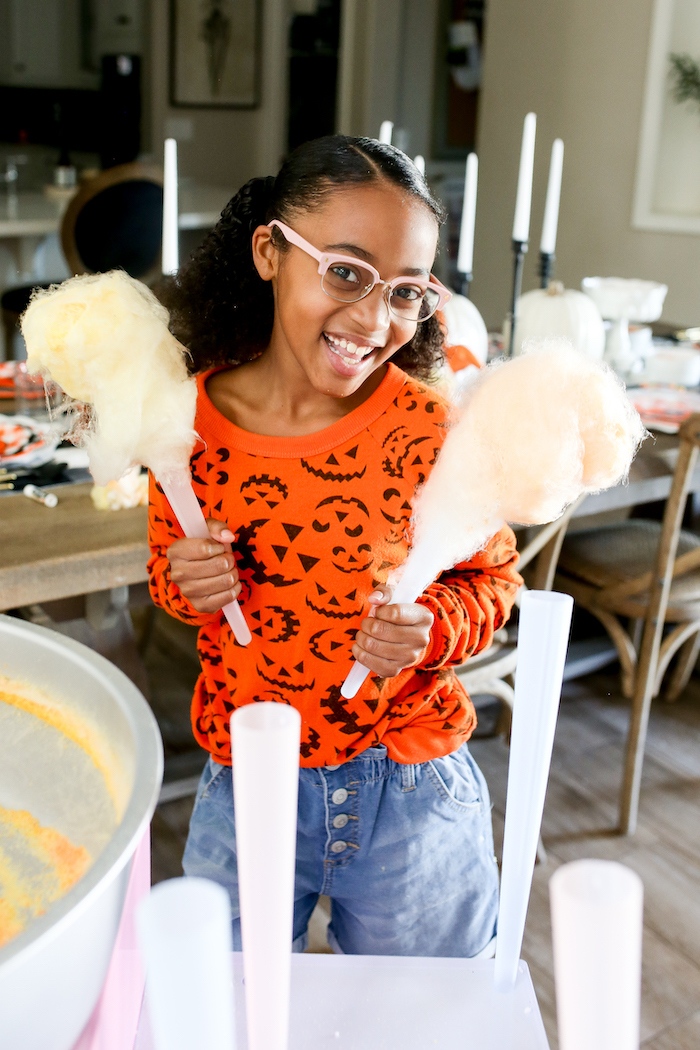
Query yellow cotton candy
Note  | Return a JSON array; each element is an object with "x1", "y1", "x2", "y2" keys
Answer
[{"x1": 20, "y1": 271, "x2": 197, "y2": 485}]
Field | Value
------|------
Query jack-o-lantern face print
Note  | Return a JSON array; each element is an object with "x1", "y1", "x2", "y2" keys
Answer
[
  {"x1": 381, "y1": 486, "x2": 413, "y2": 544},
  {"x1": 240, "y1": 473, "x2": 289, "y2": 511},
  {"x1": 249, "y1": 605, "x2": 300, "y2": 642},
  {"x1": 301, "y1": 446, "x2": 367, "y2": 483},
  {"x1": 309, "y1": 626, "x2": 356, "y2": 662},
  {"x1": 235, "y1": 520, "x2": 319, "y2": 589},
  {"x1": 305, "y1": 581, "x2": 365, "y2": 620},
  {"x1": 381, "y1": 425, "x2": 433, "y2": 480},
  {"x1": 256, "y1": 652, "x2": 316, "y2": 693},
  {"x1": 312, "y1": 495, "x2": 375, "y2": 574}
]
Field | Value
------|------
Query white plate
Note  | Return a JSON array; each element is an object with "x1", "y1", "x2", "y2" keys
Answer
[{"x1": 0, "y1": 415, "x2": 62, "y2": 469}]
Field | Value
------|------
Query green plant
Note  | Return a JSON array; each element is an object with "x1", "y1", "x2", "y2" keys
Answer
[{"x1": 669, "y1": 53, "x2": 700, "y2": 111}]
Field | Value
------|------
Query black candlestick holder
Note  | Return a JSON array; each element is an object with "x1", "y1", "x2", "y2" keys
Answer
[
  {"x1": 538, "y1": 251, "x2": 554, "y2": 289},
  {"x1": 457, "y1": 272, "x2": 473, "y2": 299},
  {"x1": 506, "y1": 239, "x2": 528, "y2": 357}
]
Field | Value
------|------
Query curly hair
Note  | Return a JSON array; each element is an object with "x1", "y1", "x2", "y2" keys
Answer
[{"x1": 159, "y1": 135, "x2": 447, "y2": 380}]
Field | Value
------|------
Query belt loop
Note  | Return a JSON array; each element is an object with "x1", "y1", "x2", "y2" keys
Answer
[{"x1": 401, "y1": 763, "x2": 416, "y2": 792}]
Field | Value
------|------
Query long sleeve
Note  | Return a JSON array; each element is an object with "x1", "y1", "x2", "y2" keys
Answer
[
  {"x1": 416, "y1": 525, "x2": 521, "y2": 669},
  {"x1": 147, "y1": 472, "x2": 220, "y2": 628}
]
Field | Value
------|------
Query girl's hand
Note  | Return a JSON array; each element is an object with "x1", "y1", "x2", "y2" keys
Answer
[
  {"x1": 352, "y1": 584, "x2": 434, "y2": 678},
  {"x1": 167, "y1": 519, "x2": 242, "y2": 614}
]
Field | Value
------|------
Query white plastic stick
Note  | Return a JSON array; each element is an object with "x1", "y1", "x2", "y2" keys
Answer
[
  {"x1": 162, "y1": 137, "x2": 179, "y2": 275},
  {"x1": 231, "y1": 703, "x2": 302, "y2": 1050},
  {"x1": 379, "y1": 120, "x2": 394, "y2": 144},
  {"x1": 550, "y1": 860, "x2": 643, "y2": 1050},
  {"x1": 493, "y1": 590, "x2": 573, "y2": 992},
  {"x1": 137, "y1": 877, "x2": 236, "y2": 1050},
  {"x1": 161, "y1": 473, "x2": 252, "y2": 645},
  {"x1": 413, "y1": 154, "x2": 425, "y2": 177},
  {"x1": 341, "y1": 526, "x2": 460, "y2": 699}
]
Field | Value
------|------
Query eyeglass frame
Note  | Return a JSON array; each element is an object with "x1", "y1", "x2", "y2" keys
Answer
[{"x1": 266, "y1": 219, "x2": 452, "y2": 322}]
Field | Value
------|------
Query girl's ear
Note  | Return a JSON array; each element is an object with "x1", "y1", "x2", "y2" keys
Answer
[{"x1": 251, "y1": 225, "x2": 278, "y2": 282}]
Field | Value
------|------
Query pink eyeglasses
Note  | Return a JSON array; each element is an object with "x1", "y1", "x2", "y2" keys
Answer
[{"x1": 267, "y1": 219, "x2": 451, "y2": 323}]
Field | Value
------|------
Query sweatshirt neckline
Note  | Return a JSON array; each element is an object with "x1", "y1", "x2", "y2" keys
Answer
[{"x1": 195, "y1": 363, "x2": 407, "y2": 458}]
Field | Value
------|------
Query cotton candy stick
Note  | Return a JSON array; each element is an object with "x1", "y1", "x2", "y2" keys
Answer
[
  {"x1": 136, "y1": 877, "x2": 236, "y2": 1050},
  {"x1": 550, "y1": 860, "x2": 643, "y2": 1050},
  {"x1": 494, "y1": 590, "x2": 573, "y2": 993},
  {"x1": 341, "y1": 341, "x2": 645, "y2": 699},
  {"x1": 162, "y1": 472, "x2": 252, "y2": 645},
  {"x1": 231, "y1": 703, "x2": 301, "y2": 1050},
  {"x1": 20, "y1": 270, "x2": 251, "y2": 645}
]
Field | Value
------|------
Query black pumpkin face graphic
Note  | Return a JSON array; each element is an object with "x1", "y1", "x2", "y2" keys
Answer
[
  {"x1": 240, "y1": 473, "x2": 289, "y2": 511},
  {"x1": 381, "y1": 425, "x2": 432, "y2": 479},
  {"x1": 255, "y1": 652, "x2": 316, "y2": 693},
  {"x1": 305, "y1": 581, "x2": 366, "y2": 620},
  {"x1": 249, "y1": 605, "x2": 300, "y2": 643},
  {"x1": 381, "y1": 486, "x2": 413, "y2": 544},
  {"x1": 309, "y1": 627, "x2": 356, "y2": 663},
  {"x1": 301, "y1": 445, "x2": 367, "y2": 483},
  {"x1": 311, "y1": 495, "x2": 375, "y2": 574},
  {"x1": 236, "y1": 520, "x2": 319, "y2": 589}
]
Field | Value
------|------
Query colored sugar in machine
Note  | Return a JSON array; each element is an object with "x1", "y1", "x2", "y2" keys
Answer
[{"x1": 0, "y1": 614, "x2": 163, "y2": 1050}]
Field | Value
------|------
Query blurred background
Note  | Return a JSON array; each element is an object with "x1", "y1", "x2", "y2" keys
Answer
[{"x1": 1, "y1": 0, "x2": 699, "y2": 360}]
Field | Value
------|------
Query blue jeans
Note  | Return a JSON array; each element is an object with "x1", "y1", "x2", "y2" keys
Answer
[{"x1": 182, "y1": 741, "x2": 499, "y2": 958}]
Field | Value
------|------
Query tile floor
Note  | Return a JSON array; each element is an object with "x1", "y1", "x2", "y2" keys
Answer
[{"x1": 144, "y1": 610, "x2": 700, "y2": 1049}]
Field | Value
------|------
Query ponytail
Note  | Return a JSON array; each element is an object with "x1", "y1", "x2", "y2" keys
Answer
[{"x1": 162, "y1": 136, "x2": 446, "y2": 377}]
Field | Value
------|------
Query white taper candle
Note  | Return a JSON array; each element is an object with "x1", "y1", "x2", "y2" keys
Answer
[
  {"x1": 550, "y1": 860, "x2": 643, "y2": 1050},
  {"x1": 540, "y1": 138, "x2": 564, "y2": 255},
  {"x1": 137, "y1": 877, "x2": 236, "y2": 1050},
  {"x1": 379, "y1": 120, "x2": 394, "y2": 144},
  {"x1": 512, "y1": 112, "x2": 537, "y2": 243},
  {"x1": 457, "y1": 151, "x2": 478, "y2": 275},
  {"x1": 162, "y1": 137, "x2": 179, "y2": 275},
  {"x1": 494, "y1": 590, "x2": 573, "y2": 992},
  {"x1": 232, "y1": 703, "x2": 301, "y2": 1050}
]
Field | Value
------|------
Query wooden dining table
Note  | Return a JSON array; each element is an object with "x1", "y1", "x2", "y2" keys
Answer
[{"x1": 0, "y1": 427, "x2": 693, "y2": 615}]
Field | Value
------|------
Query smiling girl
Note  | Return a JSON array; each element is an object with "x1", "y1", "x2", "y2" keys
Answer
[{"x1": 148, "y1": 135, "x2": 521, "y2": 958}]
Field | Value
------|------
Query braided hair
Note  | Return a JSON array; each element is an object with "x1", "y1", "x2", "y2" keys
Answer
[{"x1": 160, "y1": 135, "x2": 447, "y2": 379}]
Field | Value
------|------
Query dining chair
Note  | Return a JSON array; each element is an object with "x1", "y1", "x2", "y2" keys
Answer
[
  {"x1": 455, "y1": 498, "x2": 583, "y2": 734},
  {"x1": 454, "y1": 500, "x2": 582, "y2": 864},
  {"x1": 555, "y1": 413, "x2": 700, "y2": 835},
  {"x1": 2, "y1": 162, "x2": 164, "y2": 360}
]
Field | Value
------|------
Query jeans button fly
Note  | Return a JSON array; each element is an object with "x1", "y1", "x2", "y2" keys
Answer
[
  {"x1": 332, "y1": 788, "x2": 348, "y2": 805},
  {"x1": 330, "y1": 841, "x2": 347, "y2": 853},
  {"x1": 325, "y1": 764, "x2": 341, "y2": 771},
  {"x1": 332, "y1": 813, "x2": 349, "y2": 829}
]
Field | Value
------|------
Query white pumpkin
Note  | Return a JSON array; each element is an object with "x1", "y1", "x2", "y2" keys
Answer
[
  {"x1": 441, "y1": 293, "x2": 489, "y2": 365},
  {"x1": 510, "y1": 281, "x2": 606, "y2": 359}
]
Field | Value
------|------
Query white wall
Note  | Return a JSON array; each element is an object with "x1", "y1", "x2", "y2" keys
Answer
[{"x1": 472, "y1": 0, "x2": 700, "y2": 330}]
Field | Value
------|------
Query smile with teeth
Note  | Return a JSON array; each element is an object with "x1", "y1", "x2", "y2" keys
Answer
[{"x1": 325, "y1": 332, "x2": 377, "y2": 365}]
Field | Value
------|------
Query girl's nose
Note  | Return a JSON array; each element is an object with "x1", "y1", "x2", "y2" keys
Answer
[{"x1": 346, "y1": 283, "x2": 392, "y2": 332}]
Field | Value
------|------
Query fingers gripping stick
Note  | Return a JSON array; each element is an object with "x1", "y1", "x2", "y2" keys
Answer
[{"x1": 161, "y1": 473, "x2": 252, "y2": 646}]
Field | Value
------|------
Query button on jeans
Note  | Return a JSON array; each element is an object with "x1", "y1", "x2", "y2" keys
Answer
[{"x1": 182, "y1": 741, "x2": 499, "y2": 958}]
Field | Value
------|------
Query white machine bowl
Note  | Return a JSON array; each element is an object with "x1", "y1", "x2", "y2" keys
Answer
[{"x1": 0, "y1": 614, "x2": 163, "y2": 1050}]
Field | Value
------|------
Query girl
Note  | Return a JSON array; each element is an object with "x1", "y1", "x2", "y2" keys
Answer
[{"x1": 148, "y1": 135, "x2": 521, "y2": 958}]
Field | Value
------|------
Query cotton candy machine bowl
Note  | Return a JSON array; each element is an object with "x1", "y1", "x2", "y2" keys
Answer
[{"x1": 0, "y1": 614, "x2": 163, "y2": 1050}]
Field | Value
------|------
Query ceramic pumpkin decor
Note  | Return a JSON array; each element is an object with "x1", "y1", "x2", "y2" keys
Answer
[{"x1": 509, "y1": 280, "x2": 606, "y2": 359}]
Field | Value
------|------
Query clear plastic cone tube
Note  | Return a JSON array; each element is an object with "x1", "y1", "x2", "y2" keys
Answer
[{"x1": 232, "y1": 703, "x2": 302, "y2": 1050}]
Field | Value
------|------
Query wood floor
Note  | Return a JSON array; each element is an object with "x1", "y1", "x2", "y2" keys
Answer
[{"x1": 144, "y1": 610, "x2": 700, "y2": 1050}]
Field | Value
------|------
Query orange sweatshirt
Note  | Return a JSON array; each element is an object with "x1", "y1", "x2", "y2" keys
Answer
[{"x1": 147, "y1": 363, "x2": 521, "y2": 767}]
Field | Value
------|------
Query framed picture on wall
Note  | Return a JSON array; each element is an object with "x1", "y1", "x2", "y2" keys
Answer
[{"x1": 170, "y1": 0, "x2": 260, "y2": 108}]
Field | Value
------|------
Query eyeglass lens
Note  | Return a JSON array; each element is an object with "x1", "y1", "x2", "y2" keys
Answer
[{"x1": 322, "y1": 261, "x2": 439, "y2": 322}]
